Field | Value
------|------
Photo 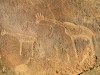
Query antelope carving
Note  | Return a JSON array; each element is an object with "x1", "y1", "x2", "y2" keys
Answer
[{"x1": 1, "y1": 29, "x2": 37, "y2": 57}]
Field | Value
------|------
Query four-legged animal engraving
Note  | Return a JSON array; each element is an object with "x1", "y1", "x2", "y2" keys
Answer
[
  {"x1": 63, "y1": 22, "x2": 95, "y2": 63},
  {"x1": 0, "y1": 12, "x2": 96, "y2": 75},
  {"x1": 63, "y1": 22, "x2": 95, "y2": 58},
  {"x1": 1, "y1": 29, "x2": 36, "y2": 75},
  {"x1": 35, "y1": 13, "x2": 95, "y2": 60},
  {"x1": 1, "y1": 29, "x2": 37, "y2": 56}
]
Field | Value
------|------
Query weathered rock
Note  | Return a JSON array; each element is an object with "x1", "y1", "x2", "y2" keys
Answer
[{"x1": 0, "y1": 0, "x2": 100, "y2": 75}]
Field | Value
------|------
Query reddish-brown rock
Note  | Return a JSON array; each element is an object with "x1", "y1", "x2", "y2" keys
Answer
[{"x1": 0, "y1": 0, "x2": 100, "y2": 75}]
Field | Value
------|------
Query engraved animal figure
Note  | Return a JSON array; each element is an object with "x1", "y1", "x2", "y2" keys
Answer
[
  {"x1": 35, "y1": 13, "x2": 95, "y2": 61},
  {"x1": 35, "y1": 14, "x2": 96, "y2": 74},
  {"x1": 1, "y1": 29, "x2": 36, "y2": 75},
  {"x1": 1, "y1": 29, "x2": 37, "y2": 56},
  {"x1": 63, "y1": 22, "x2": 95, "y2": 59}
]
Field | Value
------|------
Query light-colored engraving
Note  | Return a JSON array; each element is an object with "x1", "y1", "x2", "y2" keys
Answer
[
  {"x1": 2, "y1": 65, "x2": 6, "y2": 72},
  {"x1": 47, "y1": 4, "x2": 56, "y2": 23},
  {"x1": 0, "y1": 55, "x2": 1, "y2": 59},
  {"x1": 35, "y1": 13, "x2": 95, "y2": 60},
  {"x1": 35, "y1": 2, "x2": 57, "y2": 24},
  {"x1": 55, "y1": 46, "x2": 59, "y2": 57},
  {"x1": 35, "y1": 13, "x2": 45, "y2": 24},
  {"x1": 35, "y1": 13, "x2": 56, "y2": 24},
  {"x1": 64, "y1": 28, "x2": 78, "y2": 59},
  {"x1": 67, "y1": 53, "x2": 70, "y2": 63},
  {"x1": 54, "y1": 46, "x2": 61, "y2": 63},
  {"x1": 48, "y1": 25, "x2": 54, "y2": 38},
  {"x1": 31, "y1": 42, "x2": 34, "y2": 57},
  {"x1": 1, "y1": 29, "x2": 37, "y2": 56},
  {"x1": 27, "y1": 0, "x2": 44, "y2": 6},
  {"x1": 63, "y1": 22, "x2": 95, "y2": 59},
  {"x1": 80, "y1": 46, "x2": 91, "y2": 64}
]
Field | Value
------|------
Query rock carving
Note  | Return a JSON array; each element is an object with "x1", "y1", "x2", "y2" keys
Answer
[{"x1": 1, "y1": 29, "x2": 37, "y2": 56}]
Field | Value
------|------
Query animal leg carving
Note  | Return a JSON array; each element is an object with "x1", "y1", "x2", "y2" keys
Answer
[
  {"x1": 71, "y1": 37, "x2": 78, "y2": 59},
  {"x1": 31, "y1": 42, "x2": 34, "y2": 57},
  {"x1": 89, "y1": 39, "x2": 95, "y2": 56},
  {"x1": 19, "y1": 40, "x2": 22, "y2": 56},
  {"x1": 67, "y1": 53, "x2": 70, "y2": 63}
]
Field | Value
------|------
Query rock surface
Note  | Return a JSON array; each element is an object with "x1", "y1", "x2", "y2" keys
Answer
[{"x1": 0, "y1": 0, "x2": 100, "y2": 75}]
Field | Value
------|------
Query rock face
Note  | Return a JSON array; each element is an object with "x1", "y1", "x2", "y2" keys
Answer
[{"x1": 0, "y1": 0, "x2": 100, "y2": 75}]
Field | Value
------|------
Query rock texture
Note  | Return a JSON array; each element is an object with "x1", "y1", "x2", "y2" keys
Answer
[{"x1": 0, "y1": 0, "x2": 100, "y2": 75}]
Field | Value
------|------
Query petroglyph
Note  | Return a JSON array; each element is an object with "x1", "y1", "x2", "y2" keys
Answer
[
  {"x1": 63, "y1": 22, "x2": 95, "y2": 59},
  {"x1": 47, "y1": 4, "x2": 56, "y2": 23},
  {"x1": 1, "y1": 29, "x2": 37, "y2": 56},
  {"x1": 35, "y1": 13, "x2": 96, "y2": 71},
  {"x1": 35, "y1": 13, "x2": 56, "y2": 24},
  {"x1": 35, "y1": 14, "x2": 95, "y2": 57},
  {"x1": 67, "y1": 53, "x2": 70, "y2": 63},
  {"x1": 1, "y1": 0, "x2": 99, "y2": 75},
  {"x1": 35, "y1": 13, "x2": 45, "y2": 24},
  {"x1": 0, "y1": 22, "x2": 96, "y2": 75}
]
